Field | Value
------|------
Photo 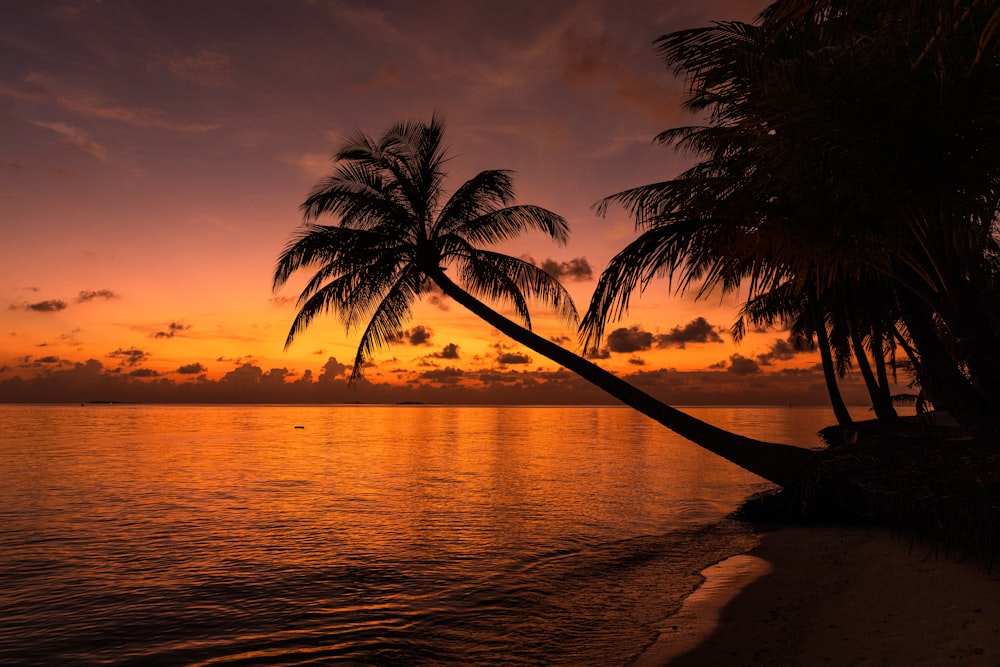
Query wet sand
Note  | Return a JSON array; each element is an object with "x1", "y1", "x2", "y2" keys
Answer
[{"x1": 635, "y1": 526, "x2": 1000, "y2": 666}]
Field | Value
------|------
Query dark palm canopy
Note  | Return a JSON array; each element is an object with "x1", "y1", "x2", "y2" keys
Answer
[
  {"x1": 273, "y1": 115, "x2": 577, "y2": 381},
  {"x1": 582, "y1": 0, "x2": 1000, "y2": 431}
]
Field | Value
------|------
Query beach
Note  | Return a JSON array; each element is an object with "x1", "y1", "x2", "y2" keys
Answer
[{"x1": 635, "y1": 526, "x2": 1000, "y2": 666}]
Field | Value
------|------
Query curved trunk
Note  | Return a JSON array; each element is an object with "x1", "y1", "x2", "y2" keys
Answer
[{"x1": 431, "y1": 269, "x2": 814, "y2": 487}]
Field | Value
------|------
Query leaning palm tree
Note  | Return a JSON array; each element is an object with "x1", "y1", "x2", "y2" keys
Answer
[{"x1": 273, "y1": 115, "x2": 812, "y2": 486}]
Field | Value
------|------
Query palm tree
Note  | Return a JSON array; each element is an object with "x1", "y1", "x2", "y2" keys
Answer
[
  {"x1": 582, "y1": 2, "x2": 1000, "y2": 431},
  {"x1": 273, "y1": 115, "x2": 813, "y2": 486}
]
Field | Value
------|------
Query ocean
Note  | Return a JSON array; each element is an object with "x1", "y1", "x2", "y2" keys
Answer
[{"x1": 0, "y1": 404, "x2": 859, "y2": 665}]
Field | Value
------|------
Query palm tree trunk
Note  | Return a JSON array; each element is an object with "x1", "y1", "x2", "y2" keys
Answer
[
  {"x1": 895, "y1": 289, "x2": 987, "y2": 427},
  {"x1": 808, "y1": 299, "x2": 853, "y2": 427},
  {"x1": 430, "y1": 269, "x2": 814, "y2": 487},
  {"x1": 849, "y1": 325, "x2": 898, "y2": 422}
]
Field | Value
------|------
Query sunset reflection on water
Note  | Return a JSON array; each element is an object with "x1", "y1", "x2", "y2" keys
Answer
[{"x1": 0, "y1": 404, "x2": 853, "y2": 665}]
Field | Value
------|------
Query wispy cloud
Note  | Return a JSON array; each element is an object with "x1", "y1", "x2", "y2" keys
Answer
[
  {"x1": 152, "y1": 322, "x2": 190, "y2": 339},
  {"x1": 31, "y1": 120, "x2": 109, "y2": 161},
  {"x1": 15, "y1": 299, "x2": 68, "y2": 313},
  {"x1": 107, "y1": 347, "x2": 149, "y2": 366},
  {"x1": 9, "y1": 73, "x2": 220, "y2": 132},
  {"x1": 77, "y1": 289, "x2": 118, "y2": 303}
]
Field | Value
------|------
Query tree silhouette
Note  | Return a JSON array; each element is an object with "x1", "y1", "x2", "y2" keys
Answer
[{"x1": 273, "y1": 115, "x2": 812, "y2": 486}]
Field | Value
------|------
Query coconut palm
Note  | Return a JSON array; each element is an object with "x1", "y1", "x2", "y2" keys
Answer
[
  {"x1": 582, "y1": 2, "x2": 1000, "y2": 430},
  {"x1": 273, "y1": 115, "x2": 813, "y2": 486}
]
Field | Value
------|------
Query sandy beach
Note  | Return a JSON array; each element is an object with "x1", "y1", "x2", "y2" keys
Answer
[{"x1": 635, "y1": 525, "x2": 1000, "y2": 666}]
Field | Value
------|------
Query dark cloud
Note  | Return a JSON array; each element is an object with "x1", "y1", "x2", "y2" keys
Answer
[
  {"x1": 222, "y1": 363, "x2": 263, "y2": 385},
  {"x1": 217, "y1": 355, "x2": 255, "y2": 364},
  {"x1": 727, "y1": 354, "x2": 762, "y2": 375},
  {"x1": 549, "y1": 335, "x2": 572, "y2": 345},
  {"x1": 432, "y1": 343, "x2": 460, "y2": 360},
  {"x1": 539, "y1": 257, "x2": 593, "y2": 282},
  {"x1": 424, "y1": 285, "x2": 451, "y2": 311},
  {"x1": 627, "y1": 357, "x2": 645, "y2": 365},
  {"x1": 654, "y1": 317, "x2": 724, "y2": 348},
  {"x1": 389, "y1": 325, "x2": 434, "y2": 346},
  {"x1": 757, "y1": 339, "x2": 801, "y2": 365},
  {"x1": 128, "y1": 368, "x2": 160, "y2": 377},
  {"x1": 586, "y1": 347, "x2": 611, "y2": 360},
  {"x1": 427, "y1": 294, "x2": 450, "y2": 310},
  {"x1": 607, "y1": 326, "x2": 653, "y2": 353},
  {"x1": 25, "y1": 300, "x2": 67, "y2": 312},
  {"x1": 153, "y1": 322, "x2": 190, "y2": 339},
  {"x1": 37, "y1": 355, "x2": 60, "y2": 364},
  {"x1": 177, "y1": 363, "x2": 206, "y2": 374},
  {"x1": 107, "y1": 347, "x2": 148, "y2": 366},
  {"x1": 406, "y1": 325, "x2": 433, "y2": 346},
  {"x1": 419, "y1": 367, "x2": 465, "y2": 383},
  {"x1": 77, "y1": 289, "x2": 118, "y2": 303},
  {"x1": 498, "y1": 352, "x2": 531, "y2": 365},
  {"x1": 319, "y1": 357, "x2": 348, "y2": 381}
]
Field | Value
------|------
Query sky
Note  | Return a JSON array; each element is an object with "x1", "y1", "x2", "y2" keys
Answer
[{"x1": 0, "y1": 0, "x2": 885, "y2": 405}]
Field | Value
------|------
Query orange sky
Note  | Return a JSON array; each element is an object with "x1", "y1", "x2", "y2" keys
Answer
[{"x1": 0, "y1": 0, "x2": 886, "y2": 405}]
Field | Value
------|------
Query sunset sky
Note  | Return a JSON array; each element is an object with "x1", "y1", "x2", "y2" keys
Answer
[{"x1": 1, "y1": 0, "x2": 885, "y2": 405}]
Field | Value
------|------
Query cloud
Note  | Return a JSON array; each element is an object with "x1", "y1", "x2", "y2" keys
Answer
[
  {"x1": 19, "y1": 73, "x2": 220, "y2": 132},
  {"x1": 627, "y1": 357, "x2": 645, "y2": 366},
  {"x1": 607, "y1": 326, "x2": 653, "y2": 353},
  {"x1": 431, "y1": 343, "x2": 460, "y2": 360},
  {"x1": 269, "y1": 296, "x2": 296, "y2": 307},
  {"x1": 419, "y1": 367, "x2": 465, "y2": 383},
  {"x1": 23, "y1": 299, "x2": 67, "y2": 313},
  {"x1": 586, "y1": 347, "x2": 611, "y2": 359},
  {"x1": 107, "y1": 347, "x2": 149, "y2": 367},
  {"x1": 538, "y1": 257, "x2": 593, "y2": 282},
  {"x1": 406, "y1": 325, "x2": 433, "y2": 346},
  {"x1": 498, "y1": 352, "x2": 531, "y2": 365},
  {"x1": 31, "y1": 120, "x2": 109, "y2": 161},
  {"x1": 77, "y1": 289, "x2": 118, "y2": 302},
  {"x1": 727, "y1": 354, "x2": 762, "y2": 375},
  {"x1": 319, "y1": 357, "x2": 348, "y2": 381},
  {"x1": 388, "y1": 325, "x2": 434, "y2": 346},
  {"x1": 177, "y1": 363, "x2": 206, "y2": 375},
  {"x1": 426, "y1": 293, "x2": 450, "y2": 311},
  {"x1": 285, "y1": 152, "x2": 332, "y2": 178},
  {"x1": 757, "y1": 339, "x2": 802, "y2": 365},
  {"x1": 152, "y1": 322, "x2": 190, "y2": 339},
  {"x1": 37, "y1": 356, "x2": 61, "y2": 364},
  {"x1": 128, "y1": 368, "x2": 160, "y2": 377},
  {"x1": 655, "y1": 317, "x2": 724, "y2": 348}
]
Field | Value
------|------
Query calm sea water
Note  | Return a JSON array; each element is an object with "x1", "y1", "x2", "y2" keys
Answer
[{"x1": 0, "y1": 404, "x2": 855, "y2": 666}]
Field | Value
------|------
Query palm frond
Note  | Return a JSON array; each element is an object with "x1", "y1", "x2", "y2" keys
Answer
[
  {"x1": 453, "y1": 248, "x2": 579, "y2": 328},
  {"x1": 453, "y1": 205, "x2": 569, "y2": 247},
  {"x1": 350, "y1": 268, "x2": 421, "y2": 381},
  {"x1": 273, "y1": 224, "x2": 397, "y2": 290},
  {"x1": 433, "y1": 169, "x2": 516, "y2": 236}
]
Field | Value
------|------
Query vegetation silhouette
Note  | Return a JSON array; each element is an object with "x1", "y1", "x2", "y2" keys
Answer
[
  {"x1": 578, "y1": 0, "x2": 999, "y2": 559},
  {"x1": 274, "y1": 0, "x2": 999, "y2": 558},
  {"x1": 582, "y1": 0, "x2": 1000, "y2": 435},
  {"x1": 273, "y1": 115, "x2": 812, "y2": 487}
]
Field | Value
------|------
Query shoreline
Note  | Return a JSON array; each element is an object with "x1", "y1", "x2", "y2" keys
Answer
[{"x1": 634, "y1": 525, "x2": 1000, "y2": 666}]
